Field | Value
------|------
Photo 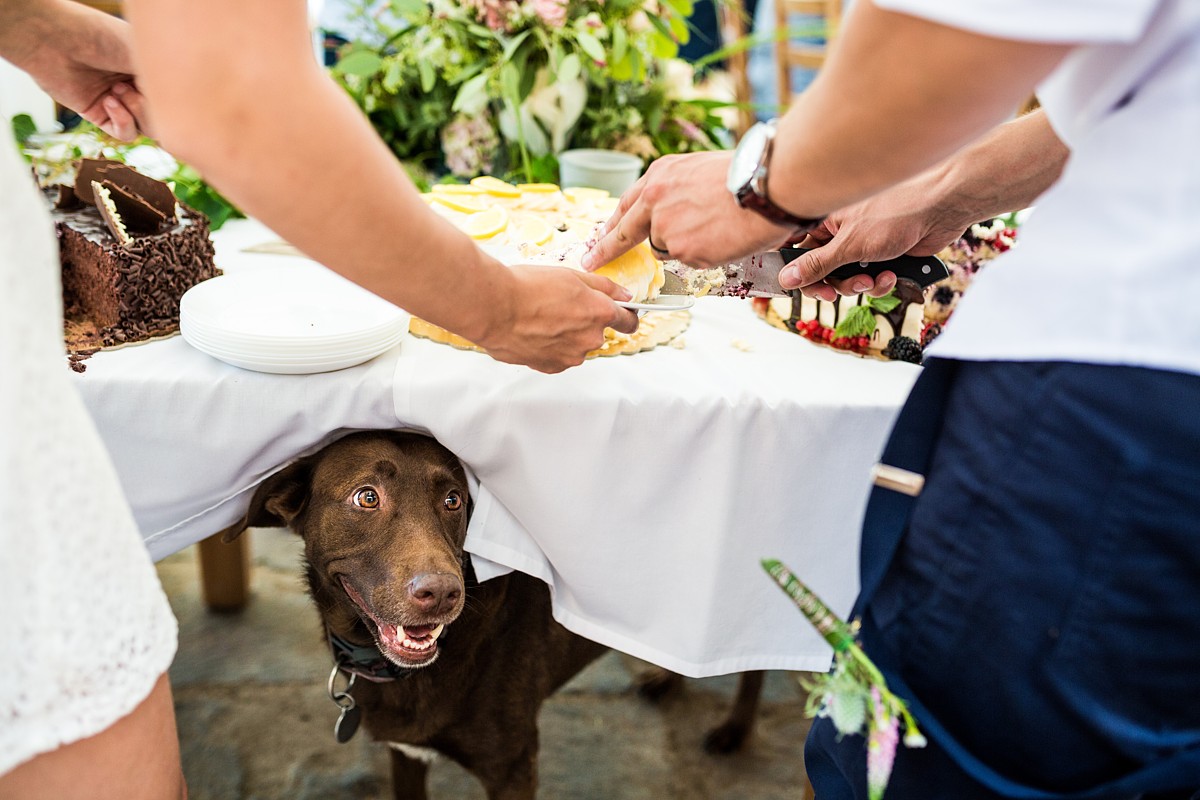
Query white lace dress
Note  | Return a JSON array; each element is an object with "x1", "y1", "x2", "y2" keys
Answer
[{"x1": 0, "y1": 132, "x2": 177, "y2": 774}]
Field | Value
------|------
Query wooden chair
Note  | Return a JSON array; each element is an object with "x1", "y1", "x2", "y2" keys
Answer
[
  {"x1": 716, "y1": 2, "x2": 756, "y2": 139},
  {"x1": 774, "y1": 0, "x2": 841, "y2": 108}
]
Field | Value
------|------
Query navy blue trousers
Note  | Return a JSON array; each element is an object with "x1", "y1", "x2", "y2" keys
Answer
[{"x1": 805, "y1": 360, "x2": 1200, "y2": 799}]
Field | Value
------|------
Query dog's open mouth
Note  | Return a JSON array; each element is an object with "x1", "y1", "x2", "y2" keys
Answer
[{"x1": 339, "y1": 578, "x2": 448, "y2": 667}]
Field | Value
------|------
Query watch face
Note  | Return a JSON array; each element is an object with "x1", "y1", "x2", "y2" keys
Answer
[{"x1": 727, "y1": 122, "x2": 769, "y2": 193}]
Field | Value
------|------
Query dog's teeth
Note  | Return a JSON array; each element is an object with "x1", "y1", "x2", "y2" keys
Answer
[{"x1": 429, "y1": 624, "x2": 445, "y2": 642}]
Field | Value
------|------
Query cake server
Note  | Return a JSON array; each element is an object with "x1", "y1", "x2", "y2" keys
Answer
[{"x1": 664, "y1": 249, "x2": 949, "y2": 298}]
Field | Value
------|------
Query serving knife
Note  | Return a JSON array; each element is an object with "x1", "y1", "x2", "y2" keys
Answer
[{"x1": 662, "y1": 249, "x2": 949, "y2": 298}]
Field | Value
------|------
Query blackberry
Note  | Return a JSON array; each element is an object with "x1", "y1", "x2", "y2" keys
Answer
[{"x1": 883, "y1": 336, "x2": 923, "y2": 364}]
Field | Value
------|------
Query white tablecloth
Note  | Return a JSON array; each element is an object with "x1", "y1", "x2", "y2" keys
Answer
[{"x1": 72, "y1": 220, "x2": 921, "y2": 677}]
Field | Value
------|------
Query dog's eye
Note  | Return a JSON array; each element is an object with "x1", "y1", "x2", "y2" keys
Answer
[
  {"x1": 353, "y1": 488, "x2": 380, "y2": 509},
  {"x1": 444, "y1": 491, "x2": 463, "y2": 511}
]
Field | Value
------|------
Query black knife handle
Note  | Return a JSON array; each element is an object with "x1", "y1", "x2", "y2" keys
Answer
[{"x1": 780, "y1": 248, "x2": 949, "y2": 289}]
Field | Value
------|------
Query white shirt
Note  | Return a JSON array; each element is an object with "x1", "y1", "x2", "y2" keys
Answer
[{"x1": 874, "y1": 0, "x2": 1200, "y2": 376}]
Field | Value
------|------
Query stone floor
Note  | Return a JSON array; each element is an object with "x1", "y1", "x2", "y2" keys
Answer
[{"x1": 156, "y1": 529, "x2": 816, "y2": 799}]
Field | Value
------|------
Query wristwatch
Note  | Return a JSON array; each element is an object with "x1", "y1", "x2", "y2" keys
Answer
[{"x1": 727, "y1": 119, "x2": 825, "y2": 233}]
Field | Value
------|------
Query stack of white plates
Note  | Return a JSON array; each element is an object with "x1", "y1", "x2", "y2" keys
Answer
[{"x1": 180, "y1": 264, "x2": 410, "y2": 374}]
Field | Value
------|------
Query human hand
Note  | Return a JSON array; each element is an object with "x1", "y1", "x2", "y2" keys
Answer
[
  {"x1": 16, "y1": 2, "x2": 151, "y2": 140},
  {"x1": 580, "y1": 151, "x2": 795, "y2": 272},
  {"x1": 474, "y1": 265, "x2": 640, "y2": 374},
  {"x1": 779, "y1": 177, "x2": 971, "y2": 302}
]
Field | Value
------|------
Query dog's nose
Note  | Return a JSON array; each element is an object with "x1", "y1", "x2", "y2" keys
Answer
[{"x1": 407, "y1": 572, "x2": 463, "y2": 614}]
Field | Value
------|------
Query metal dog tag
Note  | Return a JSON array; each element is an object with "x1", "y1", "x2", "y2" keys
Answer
[{"x1": 334, "y1": 704, "x2": 362, "y2": 743}]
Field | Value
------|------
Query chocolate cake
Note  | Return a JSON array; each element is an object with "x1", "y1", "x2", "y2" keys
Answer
[{"x1": 51, "y1": 159, "x2": 219, "y2": 369}]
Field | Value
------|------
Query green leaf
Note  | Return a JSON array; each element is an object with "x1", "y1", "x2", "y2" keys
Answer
[
  {"x1": 500, "y1": 62, "x2": 521, "y2": 104},
  {"x1": 558, "y1": 52, "x2": 582, "y2": 84},
  {"x1": 452, "y1": 72, "x2": 490, "y2": 113},
  {"x1": 417, "y1": 59, "x2": 436, "y2": 93},
  {"x1": 668, "y1": 13, "x2": 691, "y2": 45},
  {"x1": 611, "y1": 25, "x2": 628, "y2": 65},
  {"x1": 833, "y1": 305, "x2": 877, "y2": 339},
  {"x1": 502, "y1": 30, "x2": 531, "y2": 62},
  {"x1": 866, "y1": 292, "x2": 901, "y2": 313},
  {"x1": 11, "y1": 113, "x2": 36, "y2": 145},
  {"x1": 663, "y1": 0, "x2": 694, "y2": 17},
  {"x1": 335, "y1": 49, "x2": 384, "y2": 78},
  {"x1": 609, "y1": 52, "x2": 633, "y2": 81},
  {"x1": 390, "y1": 0, "x2": 428, "y2": 17},
  {"x1": 575, "y1": 30, "x2": 606, "y2": 64}
]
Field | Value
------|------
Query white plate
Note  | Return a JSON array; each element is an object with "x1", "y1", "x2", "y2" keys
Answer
[
  {"x1": 180, "y1": 264, "x2": 408, "y2": 340},
  {"x1": 185, "y1": 336, "x2": 403, "y2": 374},
  {"x1": 617, "y1": 294, "x2": 695, "y2": 313}
]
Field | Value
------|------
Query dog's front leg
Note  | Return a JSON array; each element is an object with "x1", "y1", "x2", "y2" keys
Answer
[
  {"x1": 476, "y1": 742, "x2": 538, "y2": 800},
  {"x1": 389, "y1": 747, "x2": 431, "y2": 800}
]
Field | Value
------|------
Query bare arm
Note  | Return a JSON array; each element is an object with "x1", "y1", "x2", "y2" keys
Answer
[
  {"x1": 124, "y1": 0, "x2": 636, "y2": 373},
  {"x1": 769, "y1": 2, "x2": 1069, "y2": 219},
  {"x1": 786, "y1": 109, "x2": 1069, "y2": 299},
  {"x1": 584, "y1": 0, "x2": 1071, "y2": 271}
]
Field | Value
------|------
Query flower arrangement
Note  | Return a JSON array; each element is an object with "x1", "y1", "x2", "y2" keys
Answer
[
  {"x1": 763, "y1": 559, "x2": 927, "y2": 800},
  {"x1": 330, "y1": 0, "x2": 731, "y2": 184}
]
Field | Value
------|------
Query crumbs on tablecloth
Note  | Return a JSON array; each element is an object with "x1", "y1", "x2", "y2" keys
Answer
[
  {"x1": 730, "y1": 338, "x2": 754, "y2": 352},
  {"x1": 670, "y1": 337, "x2": 687, "y2": 350}
]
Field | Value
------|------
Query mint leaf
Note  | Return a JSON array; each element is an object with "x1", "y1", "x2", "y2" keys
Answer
[
  {"x1": 866, "y1": 292, "x2": 901, "y2": 313},
  {"x1": 11, "y1": 113, "x2": 36, "y2": 145},
  {"x1": 834, "y1": 305, "x2": 876, "y2": 339}
]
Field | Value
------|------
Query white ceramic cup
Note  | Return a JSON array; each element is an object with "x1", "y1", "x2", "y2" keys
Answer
[{"x1": 558, "y1": 149, "x2": 644, "y2": 196}]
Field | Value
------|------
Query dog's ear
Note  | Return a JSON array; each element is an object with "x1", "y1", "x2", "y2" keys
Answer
[{"x1": 218, "y1": 459, "x2": 314, "y2": 543}]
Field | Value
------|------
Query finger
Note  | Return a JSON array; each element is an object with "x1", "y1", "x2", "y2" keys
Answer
[
  {"x1": 112, "y1": 83, "x2": 153, "y2": 137},
  {"x1": 101, "y1": 96, "x2": 139, "y2": 141},
  {"x1": 800, "y1": 283, "x2": 840, "y2": 303},
  {"x1": 607, "y1": 305, "x2": 640, "y2": 335},
  {"x1": 576, "y1": 270, "x2": 632, "y2": 302},
  {"x1": 866, "y1": 270, "x2": 897, "y2": 297},
  {"x1": 779, "y1": 242, "x2": 843, "y2": 290},
  {"x1": 581, "y1": 194, "x2": 652, "y2": 272}
]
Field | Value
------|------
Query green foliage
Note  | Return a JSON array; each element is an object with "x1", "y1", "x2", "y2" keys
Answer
[
  {"x1": 11, "y1": 113, "x2": 36, "y2": 146},
  {"x1": 330, "y1": 0, "x2": 732, "y2": 182}
]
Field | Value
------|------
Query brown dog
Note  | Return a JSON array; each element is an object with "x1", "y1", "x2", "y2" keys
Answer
[
  {"x1": 220, "y1": 431, "x2": 606, "y2": 799},
  {"x1": 219, "y1": 430, "x2": 770, "y2": 799}
]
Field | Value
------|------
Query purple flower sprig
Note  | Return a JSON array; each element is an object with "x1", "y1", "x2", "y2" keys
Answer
[{"x1": 762, "y1": 559, "x2": 926, "y2": 800}]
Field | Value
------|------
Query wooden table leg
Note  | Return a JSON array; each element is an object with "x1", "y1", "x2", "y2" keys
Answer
[{"x1": 197, "y1": 531, "x2": 250, "y2": 612}]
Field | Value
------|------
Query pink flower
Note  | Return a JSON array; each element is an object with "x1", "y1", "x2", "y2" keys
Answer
[
  {"x1": 531, "y1": 0, "x2": 568, "y2": 27},
  {"x1": 866, "y1": 688, "x2": 900, "y2": 800}
]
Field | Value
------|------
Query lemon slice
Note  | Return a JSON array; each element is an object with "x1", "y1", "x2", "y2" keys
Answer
[
  {"x1": 432, "y1": 183, "x2": 483, "y2": 195},
  {"x1": 471, "y1": 176, "x2": 521, "y2": 197},
  {"x1": 513, "y1": 216, "x2": 554, "y2": 246},
  {"x1": 564, "y1": 187, "x2": 610, "y2": 203},
  {"x1": 593, "y1": 197, "x2": 620, "y2": 216},
  {"x1": 430, "y1": 194, "x2": 488, "y2": 214},
  {"x1": 518, "y1": 183, "x2": 560, "y2": 193},
  {"x1": 462, "y1": 205, "x2": 509, "y2": 239},
  {"x1": 418, "y1": 193, "x2": 436, "y2": 204}
]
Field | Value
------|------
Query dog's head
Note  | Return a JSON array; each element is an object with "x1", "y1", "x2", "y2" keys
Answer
[{"x1": 221, "y1": 431, "x2": 470, "y2": 669}]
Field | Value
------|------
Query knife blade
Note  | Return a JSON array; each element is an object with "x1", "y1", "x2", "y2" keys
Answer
[{"x1": 665, "y1": 249, "x2": 949, "y2": 298}]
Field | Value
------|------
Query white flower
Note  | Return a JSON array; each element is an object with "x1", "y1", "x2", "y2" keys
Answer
[
  {"x1": 662, "y1": 59, "x2": 697, "y2": 101},
  {"x1": 524, "y1": 68, "x2": 587, "y2": 154}
]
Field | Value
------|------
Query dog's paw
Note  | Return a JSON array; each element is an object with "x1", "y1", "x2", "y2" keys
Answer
[
  {"x1": 702, "y1": 721, "x2": 751, "y2": 755},
  {"x1": 633, "y1": 668, "x2": 683, "y2": 702}
]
